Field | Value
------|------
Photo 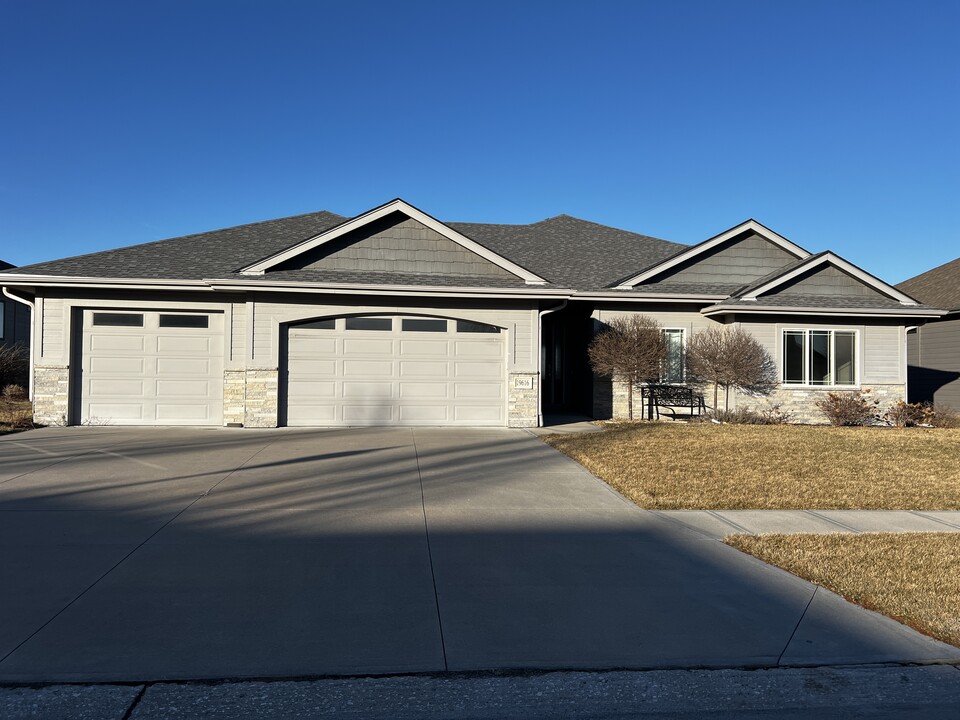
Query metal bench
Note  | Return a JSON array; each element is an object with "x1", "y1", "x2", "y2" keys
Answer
[{"x1": 641, "y1": 384, "x2": 706, "y2": 420}]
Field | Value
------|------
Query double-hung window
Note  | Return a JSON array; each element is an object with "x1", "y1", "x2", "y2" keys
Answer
[
  {"x1": 662, "y1": 328, "x2": 685, "y2": 384},
  {"x1": 782, "y1": 329, "x2": 857, "y2": 386}
]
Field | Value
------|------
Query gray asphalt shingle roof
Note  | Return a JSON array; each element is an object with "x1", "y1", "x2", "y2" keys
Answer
[
  {"x1": 1, "y1": 210, "x2": 684, "y2": 291},
  {"x1": 897, "y1": 257, "x2": 960, "y2": 311}
]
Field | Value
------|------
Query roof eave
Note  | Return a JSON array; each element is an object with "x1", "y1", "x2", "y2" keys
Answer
[{"x1": 701, "y1": 304, "x2": 946, "y2": 319}]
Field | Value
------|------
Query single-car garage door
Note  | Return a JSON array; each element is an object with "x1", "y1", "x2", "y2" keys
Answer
[
  {"x1": 285, "y1": 316, "x2": 505, "y2": 426},
  {"x1": 78, "y1": 309, "x2": 224, "y2": 425}
]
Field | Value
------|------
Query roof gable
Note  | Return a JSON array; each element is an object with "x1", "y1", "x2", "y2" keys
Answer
[
  {"x1": 616, "y1": 219, "x2": 809, "y2": 289},
  {"x1": 241, "y1": 199, "x2": 546, "y2": 285},
  {"x1": 738, "y1": 252, "x2": 918, "y2": 305}
]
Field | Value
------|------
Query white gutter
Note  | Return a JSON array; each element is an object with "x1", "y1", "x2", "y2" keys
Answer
[
  {"x1": 2, "y1": 287, "x2": 35, "y2": 400},
  {"x1": 537, "y1": 300, "x2": 568, "y2": 427},
  {"x1": 904, "y1": 325, "x2": 919, "y2": 402}
]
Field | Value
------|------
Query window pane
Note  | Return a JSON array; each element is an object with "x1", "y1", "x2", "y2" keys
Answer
[
  {"x1": 93, "y1": 313, "x2": 144, "y2": 327},
  {"x1": 809, "y1": 330, "x2": 831, "y2": 385},
  {"x1": 662, "y1": 329, "x2": 684, "y2": 384},
  {"x1": 345, "y1": 317, "x2": 392, "y2": 331},
  {"x1": 456, "y1": 320, "x2": 501, "y2": 334},
  {"x1": 402, "y1": 318, "x2": 447, "y2": 332},
  {"x1": 834, "y1": 331, "x2": 856, "y2": 385},
  {"x1": 298, "y1": 318, "x2": 335, "y2": 330},
  {"x1": 783, "y1": 331, "x2": 806, "y2": 383},
  {"x1": 159, "y1": 314, "x2": 209, "y2": 328}
]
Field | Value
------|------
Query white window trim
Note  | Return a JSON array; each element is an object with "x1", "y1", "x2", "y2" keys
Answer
[
  {"x1": 661, "y1": 327, "x2": 686, "y2": 384},
  {"x1": 781, "y1": 327, "x2": 860, "y2": 388}
]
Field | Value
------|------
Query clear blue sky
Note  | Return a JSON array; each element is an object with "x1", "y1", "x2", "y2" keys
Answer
[{"x1": 1, "y1": 0, "x2": 957, "y2": 283}]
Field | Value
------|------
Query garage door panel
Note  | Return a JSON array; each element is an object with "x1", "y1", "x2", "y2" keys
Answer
[
  {"x1": 156, "y1": 379, "x2": 213, "y2": 397},
  {"x1": 455, "y1": 340, "x2": 501, "y2": 357},
  {"x1": 343, "y1": 338, "x2": 393, "y2": 355},
  {"x1": 90, "y1": 335, "x2": 145, "y2": 352},
  {"x1": 87, "y1": 403, "x2": 145, "y2": 421},
  {"x1": 342, "y1": 405, "x2": 394, "y2": 423},
  {"x1": 454, "y1": 382, "x2": 502, "y2": 399},
  {"x1": 455, "y1": 361, "x2": 502, "y2": 379},
  {"x1": 288, "y1": 380, "x2": 337, "y2": 398},
  {"x1": 157, "y1": 357, "x2": 214, "y2": 375},
  {"x1": 343, "y1": 360, "x2": 393, "y2": 376},
  {"x1": 400, "y1": 360, "x2": 449, "y2": 378},
  {"x1": 89, "y1": 357, "x2": 145, "y2": 374},
  {"x1": 89, "y1": 379, "x2": 144, "y2": 396},
  {"x1": 288, "y1": 358, "x2": 337, "y2": 375},
  {"x1": 342, "y1": 381, "x2": 393, "y2": 399},
  {"x1": 157, "y1": 335, "x2": 213, "y2": 353},
  {"x1": 399, "y1": 406, "x2": 449, "y2": 422},
  {"x1": 399, "y1": 382, "x2": 449, "y2": 399},
  {"x1": 400, "y1": 340, "x2": 449, "y2": 356},
  {"x1": 285, "y1": 318, "x2": 506, "y2": 427},
  {"x1": 155, "y1": 404, "x2": 212, "y2": 421}
]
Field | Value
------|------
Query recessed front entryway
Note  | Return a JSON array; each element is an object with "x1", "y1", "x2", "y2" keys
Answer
[{"x1": 282, "y1": 315, "x2": 506, "y2": 426}]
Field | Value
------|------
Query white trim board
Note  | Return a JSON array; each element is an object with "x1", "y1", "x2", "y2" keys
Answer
[
  {"x1": 616, "y1": 219, "x2": 810, "y2": 289},
  {"x1": 238, "y1": 198, "x2": 548, "y2": 285}
]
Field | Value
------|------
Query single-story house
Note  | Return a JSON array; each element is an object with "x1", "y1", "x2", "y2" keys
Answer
[
  {"x1": 897, "y1": 257, "x2": 960, "y2": 409},
  {"x1": 1, "y1": 260, "x2": 31, "y2": 350},
  {"x1": 0, "y1": 198, "x2": 943, "y2": 427}
]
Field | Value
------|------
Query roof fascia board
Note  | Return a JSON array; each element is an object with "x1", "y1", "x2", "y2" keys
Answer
[
  {"x1": 615, "y1": 219, "x2": 810, "y2": 289},
  {"x1": 701, "y1": 304, "x2": 945, "y2": 319},
  {"x1": 204, "y1": 279, "x2": 569, "y2": 300},
  {"x1": 573, "y1": 292, "x2": 727, "y2": 302},
  {"x1": 0, "y1": 275, "x2": 212, "y2": 291},
  {"x1": 742, "y1": 252, "x2": 919, "y2": 305},
  {"x1": 239, "y1": 199, "x2": 548, "y2": 285}
]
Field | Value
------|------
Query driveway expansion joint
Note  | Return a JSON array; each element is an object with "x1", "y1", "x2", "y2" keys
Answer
[{"x1": 777, "y1": 586, "x2": 818, "y2": 666}]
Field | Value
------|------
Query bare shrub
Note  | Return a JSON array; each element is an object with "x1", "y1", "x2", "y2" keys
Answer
[
  {"x1": 706, "y1": 403, "x2": 792, "y2": 425},
  {"x1": 0, "y1": 343, "x2": 29, "y2": 388},
  {"x1": 588, "y1": 315, "x2": 667, "y2": 421},
  {"x1": 884, "y1": 401, "x2": 926, "y2": 428},
  {"x1": 816, "y1": 389, "x2": 881, "y2": 426},
  {"x1": 923, "y1": 403, "x2": 960, "y2": 429},
  {"x1": 685, "y1": 326, "x2": 777, "y2": 412},
  {"x1": 2, "y1": 384, "x2": 26, "y2": 401}
]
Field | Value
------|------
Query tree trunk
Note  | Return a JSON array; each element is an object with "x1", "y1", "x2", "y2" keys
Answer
[
  {"x1": 713, "y1": 382, "x2": 719, "y2": 412},
  {"x1": 723, "y1": 383, "x2": 731, "y2": 412},
  {"x1": 627, "y1": 375, "x2": 634, "y2": 421}
]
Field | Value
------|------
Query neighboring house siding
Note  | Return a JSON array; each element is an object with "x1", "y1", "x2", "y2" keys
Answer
[
  {"x1": 762, "y1": 265, "x2": 891, "y2": 301},
  {"x1": 647, "y1": 233, "x2": 798, "y2": 286},
  {"x1": 908, "y1": 317, "x2": 960, "y2": 408},
  {"x1": 288, "y1": 215, "x2": 516, "y2": 280}
]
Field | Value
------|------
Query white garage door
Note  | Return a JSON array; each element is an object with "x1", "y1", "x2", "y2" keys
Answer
[
  {"x1": 79, "y1": 310, "x2": 224, "y2": 425},
  {"x1": 285, "y1": 316, "x2": 506, "y2": 426}
]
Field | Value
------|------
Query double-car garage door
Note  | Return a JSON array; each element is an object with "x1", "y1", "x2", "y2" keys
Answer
[
  {"x1": 285, "y1": 316, "x2": 506, "y2": 426},
  {"x1": 77, "y1": 311, "x2": 507, "y2": 427}
]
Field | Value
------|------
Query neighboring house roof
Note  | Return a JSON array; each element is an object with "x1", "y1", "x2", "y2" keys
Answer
[
  {"x1": 0, "y1": 260, "x2": 13, "y2": 271},
  {"x1": 0, "y1": 199, "x2": 939, "y2": 317},
  {"x1": 897, "y1": 257, "x2": 960, "y2": 312}
]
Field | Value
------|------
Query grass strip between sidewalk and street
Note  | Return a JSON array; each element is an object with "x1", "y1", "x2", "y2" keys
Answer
[
  {"x1": 543, "y1": 423, "x2": 960, "y2": 509},
  {"x1": 726, "y1": 532, "x2": 960, "y2": 648}
]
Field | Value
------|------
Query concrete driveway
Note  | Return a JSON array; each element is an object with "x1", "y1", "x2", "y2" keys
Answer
[{"x1": 0, "y1": 427, "x2": 956, "y2": 682}]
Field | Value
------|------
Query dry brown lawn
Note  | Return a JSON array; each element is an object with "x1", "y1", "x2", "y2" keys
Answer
[
  {"x1": 727, "y1": 533, "x2": 960, "y2": 647},
  {"x1": 0, "y1": 399, "x2": 34, "y2": 434},
  {"x1": 544, "y1": 423, "x2": 960, "y2": 509}
]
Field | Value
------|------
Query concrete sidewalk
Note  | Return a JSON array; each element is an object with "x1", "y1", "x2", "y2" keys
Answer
[{"x1": 654, "y1": 510, "x2": 960, "y2": 539}]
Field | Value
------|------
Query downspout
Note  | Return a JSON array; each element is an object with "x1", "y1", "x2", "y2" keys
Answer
[
  {"x1": 537, "y1": 300, "x2": 568, "y2": 427},
  {"x1": 2, "y1": 287, "x2": 36, "y2": 401}
]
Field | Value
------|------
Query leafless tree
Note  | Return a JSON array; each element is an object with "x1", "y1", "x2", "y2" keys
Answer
[
  {"x1": 0, "y1": 343, "x2": 28, "y2": 388},
  {"x1": 685, "y1": 326, "x2": 777, "y2": 412},
  {"x1": 588, "y1": 315, "x2": 667, "y2": 420}
]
